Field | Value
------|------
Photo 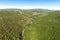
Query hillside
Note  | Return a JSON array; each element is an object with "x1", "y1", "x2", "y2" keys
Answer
[
  {"x1": 0, "y1": 9, "x2": 60, "y2": 40},
  {"x1": 24, "y1": 11, "x2": 60, "y2": 40},
  {"x1": 0, "y1": 10, "x2": 32, "y2": 40}
]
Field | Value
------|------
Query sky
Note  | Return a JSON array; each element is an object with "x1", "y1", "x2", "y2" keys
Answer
[{"x1": 0, "y1": 0, "x2": 60, "y2": 10}]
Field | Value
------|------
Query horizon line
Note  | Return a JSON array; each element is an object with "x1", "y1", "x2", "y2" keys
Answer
[
  {"x1": 0, "y1": 8, "x2": 60, "y2": 10},
  {"x1": 0, "y1": 6, "x2": 60, "y2": 10}
]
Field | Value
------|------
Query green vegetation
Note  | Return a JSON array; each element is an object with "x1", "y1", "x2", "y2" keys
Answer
[
  {"x1": 0, "y1": 9, "x2": 60, "y2": 40},
  {"x1": 0, "y1": 10, "x2": 32, "y2": 40},
  {"x1": 25, "y1": 11, "x2": 60, "y2": 40}
]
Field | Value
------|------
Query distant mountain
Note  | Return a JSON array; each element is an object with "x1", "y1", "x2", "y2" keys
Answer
[{"x1": 0, "y1": 8, "x2": 56, "y2": 12}]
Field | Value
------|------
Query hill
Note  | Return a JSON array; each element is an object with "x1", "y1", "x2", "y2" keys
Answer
[
  {"x1": 0, "y1": 9, "x2": 60, "y2": 40},
  {"x1": 0, "y1": 10, "x2": 32, "y2": 40},
  {"x1": 24, "y1": 11, "x2": 60, "y2": 40}
]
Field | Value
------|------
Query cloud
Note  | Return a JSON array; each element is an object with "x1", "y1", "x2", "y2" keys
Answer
[{"x1": 0, "y1": 5, "x2": 60, "y2": 10}]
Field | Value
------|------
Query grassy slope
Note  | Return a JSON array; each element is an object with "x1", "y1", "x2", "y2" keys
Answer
[{"x1": 25, "y1": 11, "x2": 60, "y2": 40}]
